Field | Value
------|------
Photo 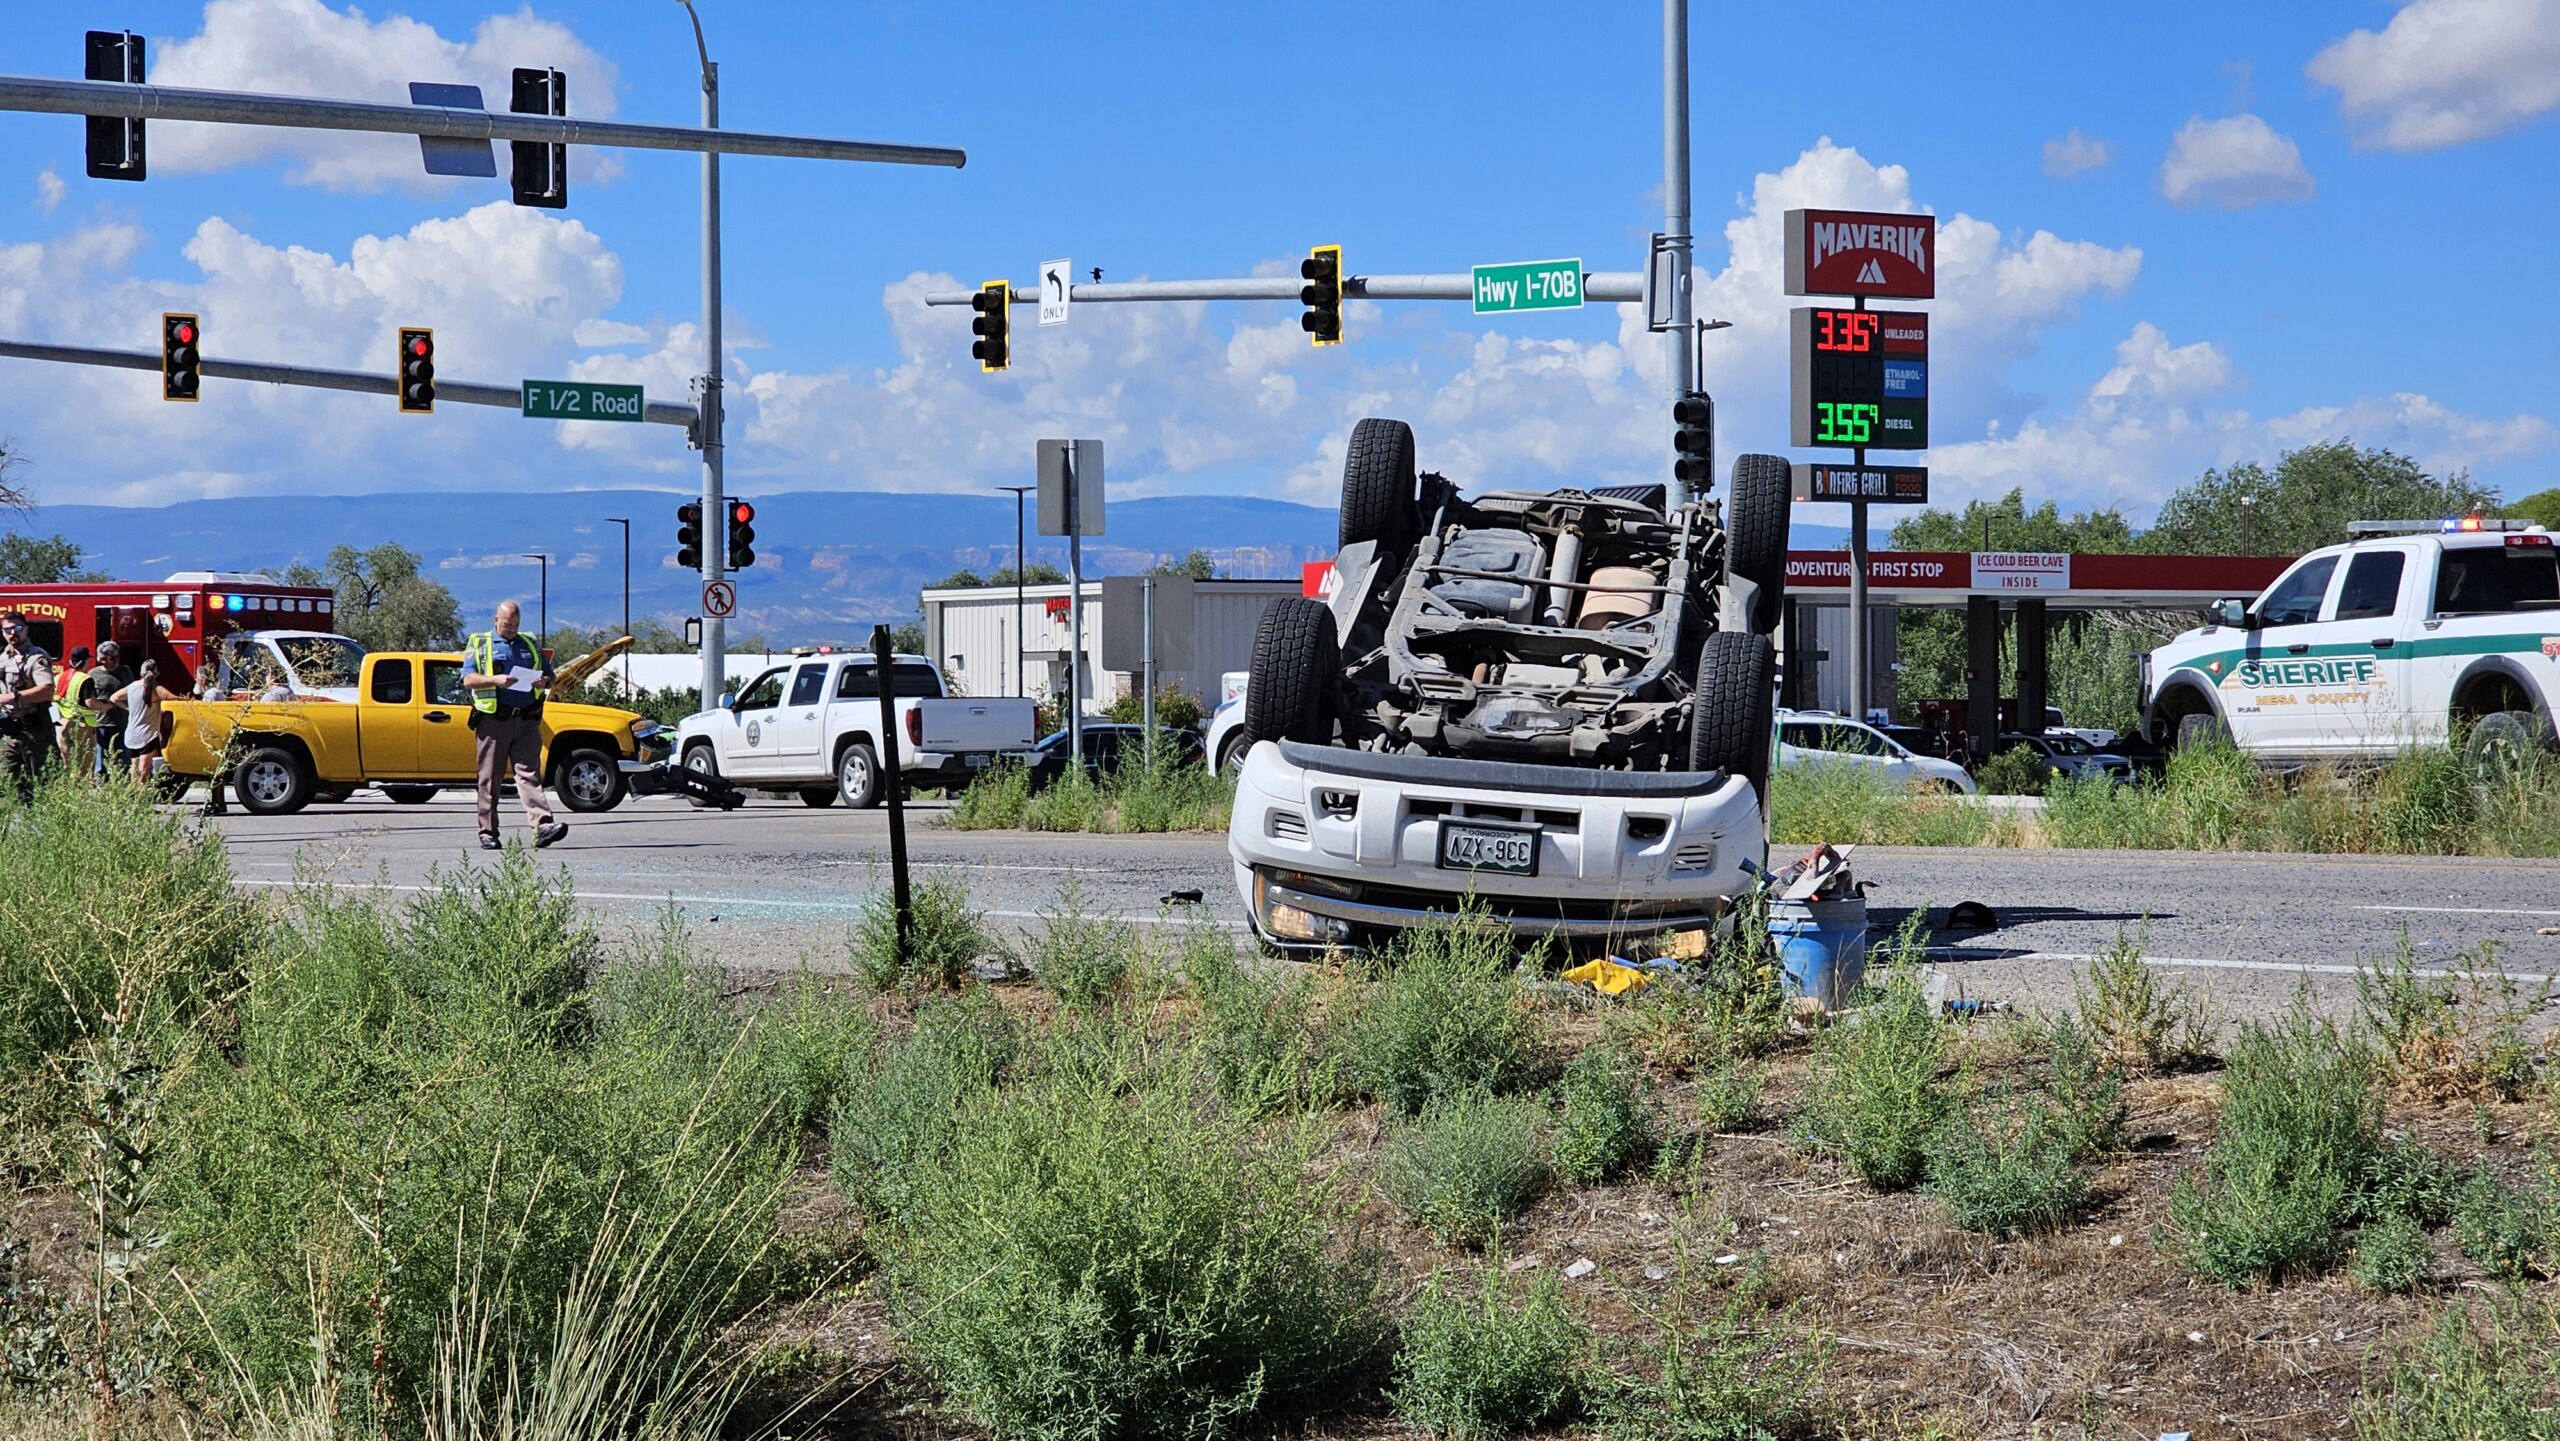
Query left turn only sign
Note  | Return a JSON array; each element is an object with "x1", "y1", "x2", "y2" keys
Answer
[
  {"x1": 701, "y1": 580, "x2": 737, "y2": 618},
  {"x1": 1040, "y1": 258, "x2": 1071, "y2": 327}
]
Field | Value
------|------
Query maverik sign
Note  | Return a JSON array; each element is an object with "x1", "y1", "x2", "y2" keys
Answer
[{"x1": 1784, "y1": 208, "x2": 1936, "y2": 300}]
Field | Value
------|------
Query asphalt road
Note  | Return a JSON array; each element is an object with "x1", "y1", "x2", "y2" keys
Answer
[{"x1": 208, "y1": 790, "x2": 2560, "y2": 1021}]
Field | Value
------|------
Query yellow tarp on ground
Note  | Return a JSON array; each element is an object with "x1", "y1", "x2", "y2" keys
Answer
[{"x1": 1560, "y1": 956, "x2": 1656, "y2": 997}]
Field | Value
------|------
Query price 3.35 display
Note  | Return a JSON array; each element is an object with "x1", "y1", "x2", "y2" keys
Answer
[{"x1": 1789, "y1": 306, "x2": 1928, "y2": 451}]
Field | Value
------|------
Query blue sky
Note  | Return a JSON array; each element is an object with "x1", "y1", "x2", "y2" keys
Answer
[{"x1": 0, "y1": 0, "x2": 2552, "y2": 522}]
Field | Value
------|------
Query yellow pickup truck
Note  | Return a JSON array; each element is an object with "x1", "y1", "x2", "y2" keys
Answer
[{"x1": 166, "y1": 646, "x2": 672, "y2": 816}]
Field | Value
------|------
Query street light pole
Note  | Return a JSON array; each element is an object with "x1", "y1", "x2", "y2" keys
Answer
[
  {"x1": 605, "y1": 516, "x2": 630, "y2": 692},
  {"x1": 997, "y1": 483, "x2": 1034, "y2": 697},
  {"x1": 678, "y1": 0, "x2": 726, "y2": 713},
  {"x1": 524, "y1": 552, "x2": 550, "y2": 650}
]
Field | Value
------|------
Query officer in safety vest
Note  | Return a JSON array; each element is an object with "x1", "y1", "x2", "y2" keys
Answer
[
  {"x1": 461, "y1": 600, "x2": 568, "y2": 850},
  {"x1": 54, "y1": 645, "x2": 94, "y2": 781},
  {"x1": 0, "y1": 610, "x2": 57, "y2": 802}
]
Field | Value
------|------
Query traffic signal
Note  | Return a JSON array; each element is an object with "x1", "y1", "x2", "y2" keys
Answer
[
  {"x1": 1300, "y1": 244, "x2": 1342, "y2": 346},
  {"x1": 726, "y1": 499, "x2": 756, "y2": 570},
  {"x1": 1673, "y1": 390, "x2": 1714, "y2": 489},
  {"x1": 397, "y1": 327, "x2": 435, "y2": 413},
  {"x1": 161, "y1": 313, "x2": 199, "y2": 402},
  {"x1": 970, "y1": 280, "x2": 1010, "y2": 371},
  {"x1": 84, "y1": 30, "x2": 146, "y2": 181},
  {"x1": 676, "y1": 501, "x2": 703, "y2": 570},
  {"x1": 509, "y1": 67, "x2": 567, "y2": 208}
]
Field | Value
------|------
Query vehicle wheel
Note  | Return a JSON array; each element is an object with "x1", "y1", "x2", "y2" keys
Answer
[
  {"x1": 681, "y1": 743, "x2": 721, "y2": 809},
  {"x1": 553, "y1": 747, "x2": 625, "y2": 813},
  {"x1": 1215, "y1": 729, "x2": 1249, "y2": 778},
  {"x1": 1339, "y1": 417, "x2": 1419, "y2": 552},
  {"x1": 2174, "y1": 711, "x2": 2229, "y2": 751},
  {"x1": 1244, "y1": 597, "x2": 1339, "y2": 746},
  {"x1": 837, "y1": 741, "x2": 882, "y2": 809},
  {"x1": 1687, "y1": 631, "x2": 1776, "y2": 798},
  {"x1": 799, "y1": 786, "x2": 839, "y2": 808},
  {"x1": 382, "y1": 784, "x2": 437, "y2": 805},
  {"x1": 2464, "y1": 709, "x2": 2554, "y2": 779},
  {"x1": 234, "y1": 746, "x2": 313, "y2": 816},
  {"x1": 1723, "y1": 453, "x2": 1792, "y2": 635}
]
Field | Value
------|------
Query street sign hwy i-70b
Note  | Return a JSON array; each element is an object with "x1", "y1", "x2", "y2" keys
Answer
[
  {"x1": 1472, "y1": 259, "x2": 1583, "y2": 315},
  {"x1": 522, "y1": 379, "x2": 644, "y2": 422}
]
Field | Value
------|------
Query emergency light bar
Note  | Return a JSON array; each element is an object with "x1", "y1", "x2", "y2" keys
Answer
[{"x1": 2345, "y1": 518, "x2": 2545, "y2": 538}]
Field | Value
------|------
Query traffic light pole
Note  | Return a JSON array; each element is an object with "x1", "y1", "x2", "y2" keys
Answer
[
  {"x1": 924, "y1": 272, "x2": 1646, "y2": 308},
  {"x1": 1660, "y1": 0, "x2": 1695, "y2": 509},
  {"x1": 0, "y1": 336, "x2": 702, "y2": 426},
  {"x1": 682, "y1": 2, "x2": 728, "y2": 712}
]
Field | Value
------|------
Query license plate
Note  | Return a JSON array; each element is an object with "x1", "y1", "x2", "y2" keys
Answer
[
  {"x1": 965, "y1": 753, "x2": 992, "y2": 768},
  {"x1": 1437, "y1": 821, "x2": 1538, "y2": 877}
]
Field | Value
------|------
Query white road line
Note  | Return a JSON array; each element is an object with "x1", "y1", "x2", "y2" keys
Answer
[
  {"x1": 1931, "y1": 947, "x2": 2501, "y2": 981},
  {"x1": 2354, "y1": 904, "x2": 2560, "y2": 919},
  {"x1": 231, "y1": 877, "x2": 1226, "y2": 928}
]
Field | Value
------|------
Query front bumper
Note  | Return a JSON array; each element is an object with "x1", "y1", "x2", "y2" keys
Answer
[{"x1": 1228, "y1": 739, "x2": 1765, "y2": 950}]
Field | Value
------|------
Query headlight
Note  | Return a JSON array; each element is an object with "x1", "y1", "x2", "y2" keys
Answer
[{"x1": 631, "y1": 720, "x2": 661, "y2": 738}]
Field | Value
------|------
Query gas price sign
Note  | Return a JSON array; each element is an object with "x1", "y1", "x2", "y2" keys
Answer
[{"x1": 1789, "y1": 306, "x2": 1928, "y2": 450}]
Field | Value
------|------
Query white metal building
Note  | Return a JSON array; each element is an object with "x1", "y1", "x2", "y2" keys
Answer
[{"x1": 921, "y1": 579, "x2": 1303, "y2": 706}]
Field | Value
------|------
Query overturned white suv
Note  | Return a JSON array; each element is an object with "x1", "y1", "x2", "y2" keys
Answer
[{"x1": 1229, "y1": 417, "x2": 1788, "y2": 951}]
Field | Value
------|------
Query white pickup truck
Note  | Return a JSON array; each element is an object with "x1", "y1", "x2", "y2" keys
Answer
[
  {"x1": 672, "y1": 652, "x2": 1036, "y2": 806},
  {"x1": 2143, "y1": 517, "x2": 2560, "y2": 765}
]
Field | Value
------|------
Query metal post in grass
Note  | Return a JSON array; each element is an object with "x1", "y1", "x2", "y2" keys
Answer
[{"x1": 871, "y1": 623, "x2": 913, "y2": 967}]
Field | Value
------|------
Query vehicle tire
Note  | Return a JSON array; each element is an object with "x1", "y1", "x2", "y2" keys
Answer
[
  {"x1": 681, "y1": 743, "x2": 721, "y2": 809},
  {"x1": 2174, "y1": 711, "x2": 2229, "y2": 751},
  {"x1": 2463, "y1": 709, "x2": 2554, "y2": 780},
  {"x1": 1687, "y1": 631, "x2": 1776, "y2": 798},
  {"x1": 1339, "y1": 417, "x2": 1419, "y2": 552},
  {"x1": 234, "y1": 746, "x2": 313, "y2": 816},
  {"x1": 837, "y1": 740, "x2": 883, "y2": 809},
  {"x1": 799, "y1": 786, "x2": 838, "y2": 808},
  {"x1": 1244, "y1": 597, "x2": 1339, "y2": 746},
  {"x1": 382, "y1": 784, "x2": 437, "y2": 805},
  {"x1": 1723, "y1": 453, "x2": 1792, "y2": 636},
  {"x1": 552, "y1": 747, "x2": 625, "y2": 813},
  {"x1": 1215, "y1": 729, "x2": 1249, "y2": 778}
]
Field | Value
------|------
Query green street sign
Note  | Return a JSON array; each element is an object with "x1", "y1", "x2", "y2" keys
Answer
[
  {"x1": 521, "y1": 379, "x2": 645, "y2": 422},
  {"x1": 1471, "y1": 258, "x2": 1583, "y2": 315}
]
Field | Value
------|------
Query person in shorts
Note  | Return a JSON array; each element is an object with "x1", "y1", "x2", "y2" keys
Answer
[{"x1": 115, "y1": 659, "x2": 184, "y2": 786}]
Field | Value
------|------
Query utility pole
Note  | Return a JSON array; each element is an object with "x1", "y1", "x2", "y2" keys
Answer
[
  {"x1": 678, "y1": 1, "x2": 726, "y2": 713},
  {"x1": 524, "y1": 552, "x2": 550, "y2": 649},
  {"x1": 605, "y1": 515, "x2": 630, "y2": 692},
  {"x1": 1661, "y1": 0, "x2": 1695, "y2": 508},
  {"x1": 998, "y1": 483, "x2": 1033, "y2": 696}
]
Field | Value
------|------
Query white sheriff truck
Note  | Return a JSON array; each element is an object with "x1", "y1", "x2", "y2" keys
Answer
[
  {"x1": 673, "y1": 652, "x2": 1035, "y2": 806},
  {"x1": 2142, "y1": 517, "x2": 2560, "y2": 765}
]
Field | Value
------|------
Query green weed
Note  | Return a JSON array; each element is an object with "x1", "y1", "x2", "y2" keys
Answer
[
  {"x1": 830, "y1": 989, "x2": 1018, "y2": 1228},
  {"x1": 2350, "y1": 1213, "x2": 2431, "y2": 1294},
  {"x1": 2073, "y1": 930, "x2": 2213, "y2": 1073},
  {"x1": 1926, "y1": 1098, "x2": 2090, "y2": 1238},
  {"x1": 849, "y1": 870, "x2": 986, "y2": 992},
  {"x1": 2163, "y1": 1010, "x2": 2382, "y2": 1286},
  {"x1": 1378, "y1": 1090, "x2": 1551, "y2": 1249},
  {"x1": 1551, "y1": 1047, "x2": 1654, "y2": 1185},
  {"x1": 2352, "y1": 1299, "x2": 2560, "y2": 1441},
  {"x1": 1392, "y1": 1265, "x2": 1584, "y2": 1440},
  {"x1": 1346, "y1": 908, "x2": 1540, "y2": 1115},
  {"x1": 1796, "y1": 957, "x2": 1948, "y2": 1192},
  {"x1": 1023, "y1": 879, "x2": 1139, "y2": 1012},
  {"x1": 1181, "y1": 925, "x2": 1345, "y2": 1115}
]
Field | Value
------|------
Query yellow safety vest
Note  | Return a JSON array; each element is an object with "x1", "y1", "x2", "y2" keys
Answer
[
  {"x1": 466, "y1": 632, "x2": 503, "y2": 714},
  {"x1": 55, "y1": 669, "x2": 90, "y2": 724}
]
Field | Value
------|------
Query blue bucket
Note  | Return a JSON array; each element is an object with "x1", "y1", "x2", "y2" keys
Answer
[{"x1": 1769, "y1": 896, "x2": 1869, "y2": 1009}]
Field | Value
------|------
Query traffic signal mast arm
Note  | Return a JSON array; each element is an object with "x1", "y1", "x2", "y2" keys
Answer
[
  {"x1": 5, "y1": 73, "x2": 964, "y2": 170},
  {"x1": 0, "y1": 336, "x2": 700, "y2": 428},
  {"x1": 925, "y1": 271, "x2": 1646, "y2": 307}
]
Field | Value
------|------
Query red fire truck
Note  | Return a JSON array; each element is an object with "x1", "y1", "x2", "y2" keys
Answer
[{"x1": 0, "y1": 572, "x2": 361, "y2": 698}]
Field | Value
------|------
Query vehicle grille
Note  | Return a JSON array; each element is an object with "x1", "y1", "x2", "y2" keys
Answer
[
  {"x1": 1270, "y1": 810, "x2": 1308, "y2": 841},
  {"x1": 1672, "y1": 841, "x2": 1717, "y2": 870}
]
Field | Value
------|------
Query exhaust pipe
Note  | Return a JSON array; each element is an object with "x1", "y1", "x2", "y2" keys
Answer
[{"x1": 1541, "y1": 525, "x2": 1583, "y2": 628}]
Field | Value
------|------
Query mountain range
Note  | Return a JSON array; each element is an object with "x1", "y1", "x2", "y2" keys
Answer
[{"x1": 20, "y1": 489, "x2": 1852, "y2": 646}]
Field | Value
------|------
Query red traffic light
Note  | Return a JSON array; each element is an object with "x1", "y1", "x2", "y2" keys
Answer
[
  {"x1": 174, "y1": 321, "x2": 195, "y2": 346},
  {"x1": 730, "y1": 500, "x2": 754, "y2": 525},
  {"x1": 408, "y1": 335, "x2": 430, "y2": 357}
]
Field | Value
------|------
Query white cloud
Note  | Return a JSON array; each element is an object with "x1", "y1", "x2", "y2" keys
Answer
[
  {"x1": 1935, "y1": 323, "x2": 2554, "y2": 515},
  {"x1": 2307, "y1": 0, "x2": 2560, "y2": 151},
  {"x1": 2041, "y1": 129, "x2": 2114, "y2": 178},
  {"x1": 2158, "y1": 114, "x2": 2315, "y2": 209},
  {"x1": 148, "y1": 0, "x2": 620, "y2": 193},
  {"x1": 34, "y1": 170, "x2": 65, "y2": 212}
]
